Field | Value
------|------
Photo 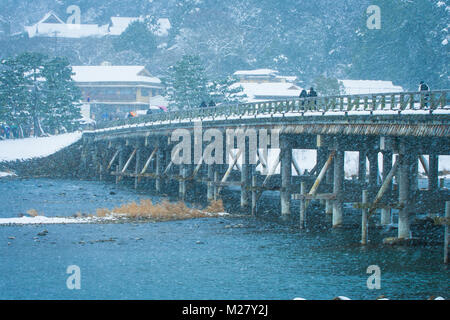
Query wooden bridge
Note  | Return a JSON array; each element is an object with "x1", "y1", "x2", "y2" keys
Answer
[{"x1": 81, "y1": 90, "x2": 450, "y2": 248}]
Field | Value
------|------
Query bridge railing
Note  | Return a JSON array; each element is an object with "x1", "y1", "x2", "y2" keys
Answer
[{"x1": 96, "y1": 90, "x2": 449, "y2": 130}]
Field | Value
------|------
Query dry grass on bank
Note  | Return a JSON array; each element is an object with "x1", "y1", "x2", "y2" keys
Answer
[
  {"x1": 26, "y1": 209, "x2": 39, "y2": 217},
  {"x1": 96, "y1": 199, "x2": 226, "y2": 221}
]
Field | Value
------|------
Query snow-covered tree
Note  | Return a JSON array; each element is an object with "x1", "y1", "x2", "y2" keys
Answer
[
  {"x1": 313, "y1": 75, "x2": 344, "y2": 96},
  {"x1": 41, "y1": 56, "x2": 81, "y2": 133},
  {"x1": 208, "y1": 76, "x2": 246, "y2": 105},
  {"x1": 0, "y1": 52, "x2": 82, "y2": 136},
  {"x1": 113, "y1": 18, "x2": 158, "y2": 59},
  {"x1": 163, "y1": 55, "x2": 210, "y2": 110},
  {"x1": 0, "y1": 57, "x2": 30, "y2": 136}
]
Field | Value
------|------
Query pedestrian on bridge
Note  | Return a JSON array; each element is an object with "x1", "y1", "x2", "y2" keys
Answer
[
  {"x1": 299, "y1": 89, "x2": 308, "y2": 108},
  {"x1": 419, "y1": 81, "x2": 430, "y2": 107},
  {"x1": 308, "y1": 87, "x2": 318, "y2": 106},
  {"x1": 308, "y1": 87, "x2": 318, "y2": 98},
  {"x1": 419, "y1": 81, "x2": 430, "y2": 92}
]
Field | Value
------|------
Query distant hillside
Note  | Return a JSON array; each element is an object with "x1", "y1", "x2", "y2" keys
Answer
[{"x1": 0, "y1": 0, "x2": 448, "y2": 90}]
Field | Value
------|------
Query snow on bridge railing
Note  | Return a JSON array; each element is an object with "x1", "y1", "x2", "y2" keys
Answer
[{"x1": 95, "y1": 90, "x2": 450, "y2": 130}]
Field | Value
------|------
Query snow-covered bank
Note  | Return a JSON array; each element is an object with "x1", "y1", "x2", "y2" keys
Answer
[
  {"x1": 0, "y1": 171, "x2": 16, "y2": 177},
  {"x1": 0, "y1": 215, "x2": 116, "y2": 225},
  {"x1": 0, "y1": 212, "x2": 229, "y2": 225},
  {"x1": 0, "y1": 132, "x2": 82, "y2": 162}
]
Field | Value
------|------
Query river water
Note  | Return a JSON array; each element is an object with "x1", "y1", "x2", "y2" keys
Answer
[{"x1": 0, "y1": 178, "x2": 448, "y2": 300}]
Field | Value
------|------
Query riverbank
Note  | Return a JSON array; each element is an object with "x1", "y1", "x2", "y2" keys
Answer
[{"x1": 0, "y1": 132, "x2": 82, "y2": 178}]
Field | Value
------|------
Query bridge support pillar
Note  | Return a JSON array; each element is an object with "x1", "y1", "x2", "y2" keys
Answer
[
  {"x1": 368, "y1": 151, "x2": 379, "y2": 198},
  {"x1": 280, "y1": 136, "x2": 292, "y2": 217},
  {"x1": 155, "y1": 147, "x2": 162, "y2": 192},
  {"x1": 134, "y1": 148, "x2": 141, "y2": 189},
  {"x1": 179, "y1": 164, "x2": 187, "y2": 200},
  {"x1": 251, "y1": 174, "x2": 258, "y2": 216},
  {"x1": 213, "y1": 170, "x2": 219, "y2": 201},
  {"x1": 300, "y1": 181, "x2": 306, "y2": 228},
  {"x1": 358, "y1": 150, "x2": 367, "y2": 185},
  {"x1": 332, "y1": 145, "x2": 344, "y2": 228},
  {"x1": 381, "y1": 151, "x2": 393, "y2": 225},
  {"x1": 241, "y1": 139, "x2": 250, "y2": 210},
  {"x1": 116, "y1": 145, "x2": 124, "y2": 185},
  {"x1": 317, "y1": 146, "x2": 327, "y2": 175},
  {"x1": 429, "y1": 153, "x2": 439, "y2": 193},
  {"x1": 325, "y1": 150, "x2": 334, "y2": 215},
  {"x1": 411, "y1": 154, "x2": 418, "y2": 193},
  {"x1": 207, "y1": 164, "x2": 215, "y2": 201},
  {"x1": 398, "y1": 142, "x2": 412, "y2": 239}
]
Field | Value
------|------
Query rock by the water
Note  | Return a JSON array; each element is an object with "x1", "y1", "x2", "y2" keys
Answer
[
  {"x1": 383, "y1": 237, "x2": 423, "y2": 246},
  {"x1": 37, "y1": 230, "x2": 48, "y2": 236}
]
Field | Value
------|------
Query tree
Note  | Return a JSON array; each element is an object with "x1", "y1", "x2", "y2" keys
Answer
[
  {"x1": 18, "y1": 52, "x2": 48, "y2": 136},
  {"x1": 163, "y1": 55, "x2": 210, "y2": 110},
  {"x1": 0, "y1": 52, "x2": 82, "y2": 137},
  {"x1": 313, "y1": 75, "x2": 344, "y2": 96},
  {"x1": 41, "y1": 57, "x2": 82, "y2": 133},
  {"x1": 208, "y1": 76, "x2": 246, "y2": 105},
  {"x1": 0, "y1": 57, "x2": 29, "y2": 136},
  {"x1": 113, "y1": 19, "x2": 158, "y2": 59}
]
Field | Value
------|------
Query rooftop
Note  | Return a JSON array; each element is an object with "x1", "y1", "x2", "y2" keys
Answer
[
  {"x1": 339, "y1": 80, "x2": 404, "y2": 95},
  {"x1": 234, "y1": 69, "x2": 279, "y2": 76},
  {"x1": 231, "y1": 82, "x2": 303, "y2": 103},
  {"x1": 71, "y1": 66, "x2": 161, "y2": 84},
  {"x1": 24, "y1": 12, "x2": 171, "y2": 38}
]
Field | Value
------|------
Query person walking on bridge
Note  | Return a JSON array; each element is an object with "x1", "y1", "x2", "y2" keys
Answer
[
  {"x1": 299, "y1": 89, "x2": 308, "y2": 108},
  {"x1": 419, "y1": 81, "x2": 430, "y2": 92},
  {"x1": 419, "y1": 81, "x2": 430, "y2": 107},
  {"x1": 308, "y1": 87, "x2": 318, "y2": 106}
]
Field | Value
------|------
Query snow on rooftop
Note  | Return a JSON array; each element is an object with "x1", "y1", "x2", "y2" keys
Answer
[
  {"x1": 0, "y1": 132, "x2": 82, "y2": 162},
  {"x1": 232, "y1": 82, "x2": 302, "y2": 102},
  {"x1": 234, "y1": 69, "x2": 279, "y2": 76},
  {"x1": 26, "y1": 23, "x2": 109, "y2": 38},
  {"x1": 25, "y1": 11, "x2": 109, "y2": 38},
  {"x1": 71, "y1": 66, "x2": 161, "y2": 84},
  {"x1": 25, "y1": 13, "x2": 171, "y2": 38},
  {"x1": 275, "y1": 75, "x2": 297, "y2": 82},
  {"x1": 339, "y1": 80, "x2": 404, "y2": 95}
]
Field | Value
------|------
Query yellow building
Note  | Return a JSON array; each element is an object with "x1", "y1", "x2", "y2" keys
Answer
[{"x1": 71, "y1": 65, "x2": 164, "y2": 121}]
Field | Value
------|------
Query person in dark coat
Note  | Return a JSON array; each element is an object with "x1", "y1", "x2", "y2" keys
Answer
[
  {"x1": 208, "y1": 100, "x2": 216, "y2": 107},
  {"x1": 308, "y1": 87, "x2": 317, "y2": 97},
  {"x1": 299, "y1": 89, "x2": 308, "y2": 107},
  {"x1": 308, "y1": 87, "x2": 318, "y2": 106},
  {"x1": 199, "y1": 101, "x2": 207, "y2": 108},
  {"x1": 5, "y1": 125, "x2": 10, "y2": 139},
  {"x1": 419, "y1": 81, "x2": 430, "y2": 92},
  {"x1": 419, "y1": 81, "x2": 430, "y2": 107}
]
